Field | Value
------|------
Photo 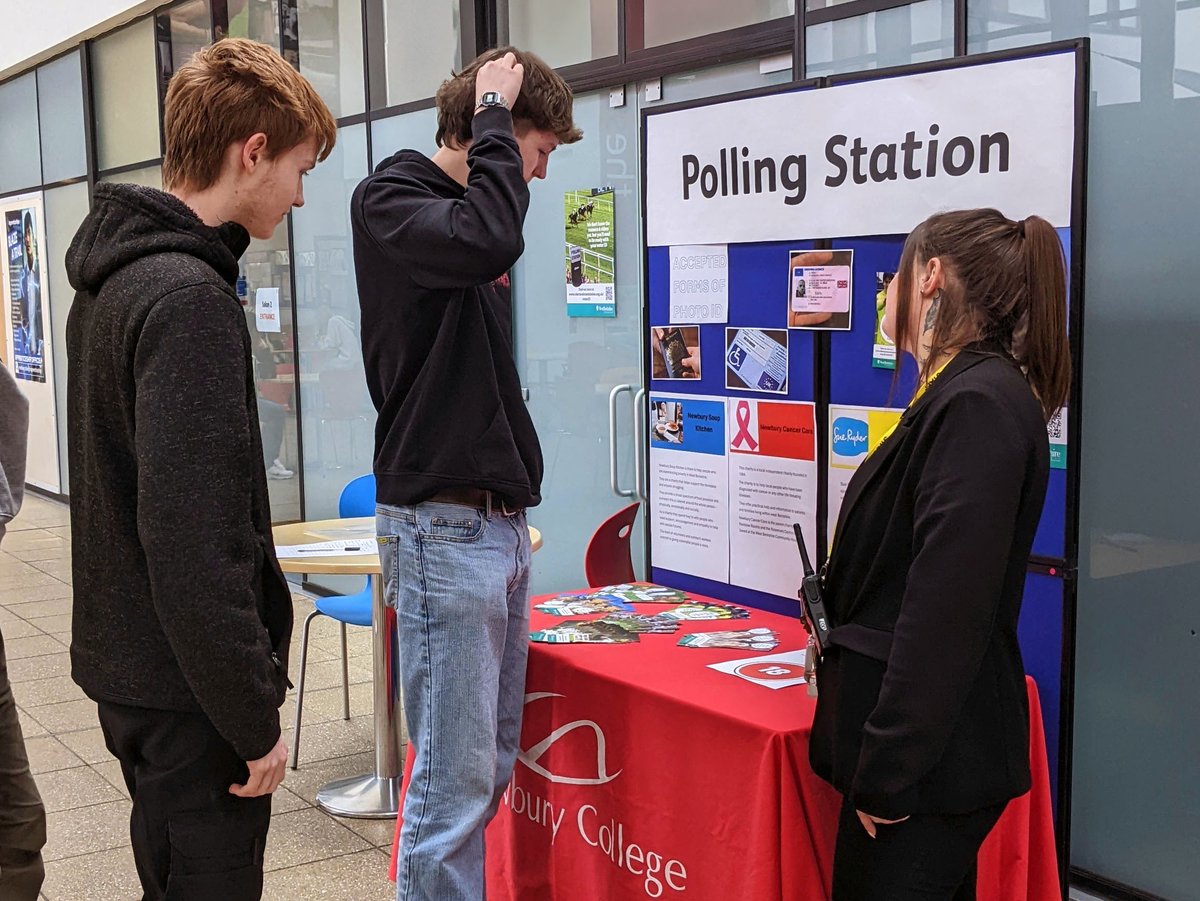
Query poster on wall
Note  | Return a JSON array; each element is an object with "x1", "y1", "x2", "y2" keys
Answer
[
  {"x1": 726, "y1": 398, "x2": 817, "y2": 599},
  {"x1": 827, "y1": 404, "x2": 902, "y2": 543},
  {"x1": 873, "y1": 271, "x2": 897, "y2": 369},
  {"x1": 787, "y1": 249, "x2": 853, "y2": 331},
  {"x1": 650, "y1": 326, "x2": 701, "y2": 379},
  {"x1": 648, "y1": 394, "x2": 729, "y2": 583},
  {"x1": 725, "y1": 327, "x2": 788, "y2": 394},
  {"x1": 564, "y1": 187, "x2": 615, "y2": 318},
  {"x1": 4, "y1": 200, "x2": 47, "y2": 382},
  {"x1": 669, "y1": 244, "x2": 728, "y2": 324},
  {"x1": 1, "y1": 193, "x2": 59, "y2": 492}
]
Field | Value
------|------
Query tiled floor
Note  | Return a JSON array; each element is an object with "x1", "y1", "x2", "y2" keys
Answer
[{"x1": 2, "y1": 494, "x2": 398, "y2": 900}]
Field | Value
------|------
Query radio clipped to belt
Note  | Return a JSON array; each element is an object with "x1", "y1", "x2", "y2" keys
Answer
[{"x1": 792, "y1": 523, "x2": 832, "y2": 697}]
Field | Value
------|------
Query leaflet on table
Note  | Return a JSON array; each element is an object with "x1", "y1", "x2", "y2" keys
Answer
[
  {"x1": 708, "y1": 649, "x2": 809, "y2": 690},
  {"x1": 275, "y1": 538, "x2": 378, "y2": 558},
  {"x1": 648, "y1": 394, "x2": 729, "y2": 584},
  {"x1": 726, "y1": 398, "x2": 818, "y2": 600},
  {"x1": 827, "y1": 404, "x2": 902, "y2": 543}
]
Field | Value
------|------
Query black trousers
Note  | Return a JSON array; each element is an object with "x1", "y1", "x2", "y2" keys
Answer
[
  {"x1": 832, "y1": 796, "x2": 1006, "y2": 901},
  {"x1": 0, "y1": 628, "x2": 46, "y2": 901},
  {"x1": 97, "y1": 700, "x2": 273, "y2": 901}
]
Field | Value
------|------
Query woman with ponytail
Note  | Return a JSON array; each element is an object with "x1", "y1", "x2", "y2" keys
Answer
[{"x1": 808, "y1": 209, "x2": 1070, "y2": 900}]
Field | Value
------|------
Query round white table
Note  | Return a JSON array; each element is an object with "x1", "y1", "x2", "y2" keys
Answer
[{"x1": 273, "y1": 516, "x2": 542, "y2": 818}]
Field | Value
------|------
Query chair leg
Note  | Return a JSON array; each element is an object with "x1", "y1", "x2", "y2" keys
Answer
[
  {"x1": 340, "y1": 621, "x2": 350, "y2": 721},
  {"x1": 291, "y1": 609, "x2": 322, "y2": 770}
]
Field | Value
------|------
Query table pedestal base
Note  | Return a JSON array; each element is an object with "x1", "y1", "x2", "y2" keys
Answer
[{"x1": 316, "y1": 773, "x2": 400, "y2": 819}]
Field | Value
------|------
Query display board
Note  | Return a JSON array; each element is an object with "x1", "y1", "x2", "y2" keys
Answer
[{"x1": 642, "y1": 44, "x2": 1088, "y2": 853}]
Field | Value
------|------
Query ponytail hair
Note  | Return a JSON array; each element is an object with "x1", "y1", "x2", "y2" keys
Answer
[
  {"x1": 893, "y1": 208, "x2": 1070, "y2": 422},
  {"x1": 1016, "y1": 216, "x2": 1070, "y2": 420}
]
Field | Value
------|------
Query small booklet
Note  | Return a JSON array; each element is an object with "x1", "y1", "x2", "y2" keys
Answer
[
  {"x1": 530, "y1": 620, "x2": 640, "y2": 644},
  {"x1": 661, "y1": 602, "x2": 751, "y2": 622},
  {"x1": 678, "y1": 628, "x2": 779, "y2": 651}
]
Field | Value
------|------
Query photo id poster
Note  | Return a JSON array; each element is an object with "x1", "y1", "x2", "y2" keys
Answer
[
  {"x1": 727, "y1": 398, "x2": 817, "y2": 599},
  {"x1": 564, "y1": 187, "x2": 615, "y2": 318},
  {"x1": 669, "y1": 244, "x2": 728, "y2": 324},
  {"x1": 827, "y1": 404, "x2": 902, "y2": 543},
  {"x1": 787, "y1": 249, "x2": 852, "y2": 330},
  {"x1": 649, "y1": 394, "x2": 729, "y2": 583},
  {"x1": 725, "y1": 327, "x2": 788, "y2": 394}
]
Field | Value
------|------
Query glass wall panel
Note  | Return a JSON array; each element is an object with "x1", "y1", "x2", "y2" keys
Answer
[
  {"x1": 241, "y1": 230, "x2": 302, "y2": 522},
  {"x1": 967, "y1": 3, "x2": 1200, "y2": 897},
  {"x1": 43, "y1": 182, "x2": 90, "y2": 491},
  {"x1": 508, "y1": 0, "x2": 618, "y2": 68},
  {"x1": 0, "y1": 73, "x2": 42, "y2": 194},
  {"x1": 381, "y1": 0, "x2": 460, "y2": 106},
  {"x1": 293, "y1": 124, "x2": 370, "y2": 572},
  {"x1": 92, "y1": 18, "x2": 161, "y2": 170},
  {"x1": 296, "y1": 0, "x2": 365, "y2": 118},
  {"x1": 158, "y1": 0, "x2": 214, "y2": 97},
  {"x1": 217, "y1": 0, "x2": 281, "y2": 45},
  {"x1": 99, "y1": 166, "x2": 163, "y2": 189},
  {"x1": 370, "y1": 106, "x2": 438, "y2": 167},
  {"x1": 644, "y1": 0, "x2": 793, "y2": 48},
  {"x1": 805, "y1": 0, "x2": 953, "y2": 77},
  {"x1": 37, "y1": 52, "x2": 87, "y2": 184}
]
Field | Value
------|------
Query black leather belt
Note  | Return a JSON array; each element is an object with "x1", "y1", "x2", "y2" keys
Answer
[{"x1": 426, "y1": 487, "x2": 522, "y2": 517}]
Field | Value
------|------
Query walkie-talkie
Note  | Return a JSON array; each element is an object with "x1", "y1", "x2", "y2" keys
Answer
[{"x1": 792, "y1": 523, "x2": 832, "y2": 657}]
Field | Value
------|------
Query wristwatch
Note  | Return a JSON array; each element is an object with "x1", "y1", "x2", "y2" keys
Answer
[{"x1": 476, "y1": 91, "x2": 508, "y2": 112}]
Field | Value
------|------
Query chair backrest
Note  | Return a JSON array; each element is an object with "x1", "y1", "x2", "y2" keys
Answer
[
  {"x1": 339, "y1": 473, "x2": 376, "y2": 518},
  {"x1": 584, "y1": 502, "x2": 640, "y2": 588}
]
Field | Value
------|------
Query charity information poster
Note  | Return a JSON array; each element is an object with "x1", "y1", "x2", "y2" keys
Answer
[{"x1": 564, "y1": 187, "x2": 616, "y2": 317}]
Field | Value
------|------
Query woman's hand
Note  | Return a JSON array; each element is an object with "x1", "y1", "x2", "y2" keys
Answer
[{"x1": 856, "y1": 809, "x2": 909, "y2": 839}]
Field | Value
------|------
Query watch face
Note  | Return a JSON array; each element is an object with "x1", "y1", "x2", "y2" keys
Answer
[{"x1": 481, "y1": 92, "x2": 504, "y2": 107}]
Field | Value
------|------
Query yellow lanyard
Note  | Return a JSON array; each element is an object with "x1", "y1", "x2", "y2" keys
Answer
[{"x1": 869, "y1": 355, "x2": 956, "y2": 457}]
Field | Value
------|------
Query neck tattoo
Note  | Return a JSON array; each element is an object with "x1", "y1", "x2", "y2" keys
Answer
[{"x1": 923, "y1": 290, "x2": 942, "y2": 333}]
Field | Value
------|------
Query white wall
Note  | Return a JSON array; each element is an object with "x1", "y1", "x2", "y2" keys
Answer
[{"x1": 0, "y1": 0, "x2": 159, "y2": 79}]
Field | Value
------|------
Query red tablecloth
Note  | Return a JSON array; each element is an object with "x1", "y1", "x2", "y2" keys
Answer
[{"x1": 389, "y1": 590, "x2": 1058, "y2": 900}]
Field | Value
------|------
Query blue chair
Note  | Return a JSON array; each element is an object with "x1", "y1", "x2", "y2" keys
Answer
[{"x1": 291, "y1": 473, "x2": 375, "y2": 769}]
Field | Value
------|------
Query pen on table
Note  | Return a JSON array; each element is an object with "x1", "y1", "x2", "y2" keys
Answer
[{"x1": 295, "y1": 545, "x2": 361, "y2": 552}]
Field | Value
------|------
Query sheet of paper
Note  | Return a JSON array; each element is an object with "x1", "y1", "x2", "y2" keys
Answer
[
  {"x1": 669, "y1": 244, "x2": 728, "y2": 324},
  {"x1": 727, "y1": 398, "x2": 817, "y2": 600},
  {"x1": 827, "y1": 404, "x2": 902, "y2": 543},
  {"x1": 255, "y1": 287, "x2": 281, "y2": 333},
  {"x1": 275, "y1": 538, "x2": 378, "y2": 558},
  {"x1": 725, "y1": 327, "x2": 788, "y2": 394},
  {"x1": 707, "y1": 649, "x2": 808, "y2": 690},
  {"x1": 648, "y1": 393, "x2": 729, "y2": 584}
]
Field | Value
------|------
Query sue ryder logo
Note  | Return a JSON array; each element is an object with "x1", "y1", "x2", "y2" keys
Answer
[
  {"x1": 516, "y1": 692, "x2": 622, "y2": 785},
  {"x1": 832, "y1": 416, "x2": 869, "y2": 458}
]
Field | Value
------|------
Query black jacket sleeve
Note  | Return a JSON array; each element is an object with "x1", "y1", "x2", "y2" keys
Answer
[
  {"x1": 850, "y1": 389, "x2": 1030, "y2": 819},
  {"x1": 132, "y1": 286, "x2": 283, "y2": 761},
  {"x1": 357, "y1": 107, "x2": 529, "y2": 289}
]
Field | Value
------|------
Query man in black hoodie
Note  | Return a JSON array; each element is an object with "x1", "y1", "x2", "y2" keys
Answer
[
  {"x1": 352, "y1": 49, "x2": 580, "y2": 899},
  {"x1": 65, "y1": 39, "x2": 334, "y2": 900}
]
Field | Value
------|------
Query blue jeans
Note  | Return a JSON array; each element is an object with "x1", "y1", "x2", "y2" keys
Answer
[{"x1": 377, "y1": 501, "x2": 532, "y2": 901}]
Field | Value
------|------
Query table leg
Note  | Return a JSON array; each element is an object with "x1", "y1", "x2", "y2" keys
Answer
[{"x1": 315, "y1": 576, "x2": 403, "y2": 818}]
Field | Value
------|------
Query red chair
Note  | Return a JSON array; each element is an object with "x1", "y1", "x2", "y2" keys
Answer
[{"x1": 584, "y1": 502, "x2": 640, "y2": 587}]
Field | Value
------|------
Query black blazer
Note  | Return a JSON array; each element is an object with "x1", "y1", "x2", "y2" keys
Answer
[{"x1": 809, "y1": 347, "x2": 1049, "y2": 819}]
